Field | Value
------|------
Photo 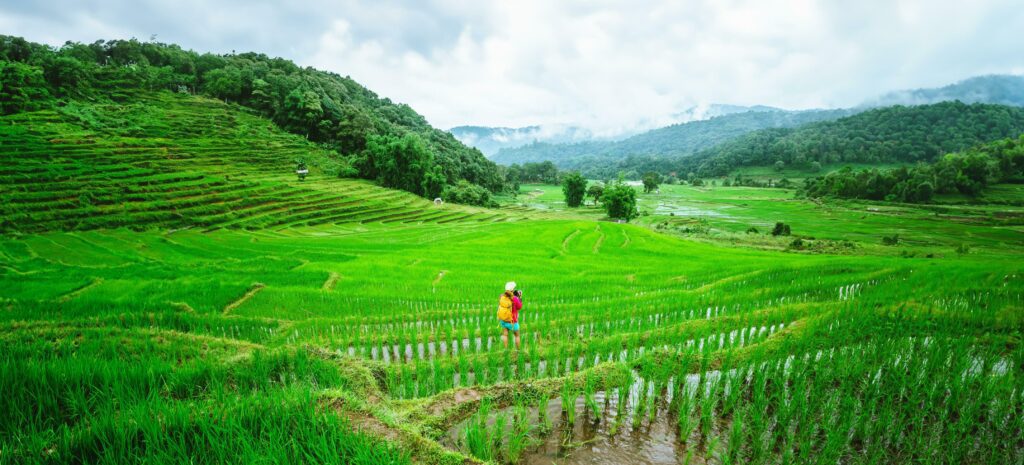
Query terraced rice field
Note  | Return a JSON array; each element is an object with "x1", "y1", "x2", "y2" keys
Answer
[
  {"x1": 1, "y1": 93, "x2": 1022, "y2": 465},
  {"x1": 0, "y1": 94, "x2": 528, "y2": 234},
  {"x1": 3, "y1": 220, "x2": 1021, "y2": 464}
]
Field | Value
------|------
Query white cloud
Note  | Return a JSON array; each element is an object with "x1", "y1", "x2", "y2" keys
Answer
[{"x1": 4, "y1": 0, "x2": 1024, "y2": 134}]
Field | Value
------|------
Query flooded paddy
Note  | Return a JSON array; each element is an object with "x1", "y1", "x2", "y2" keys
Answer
[{"x1": 444, "y1": 371, "x2": 725, "y2": 465}]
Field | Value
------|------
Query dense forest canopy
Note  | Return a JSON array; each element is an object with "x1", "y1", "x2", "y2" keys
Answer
[
  {"x1": 622, "y1": 101, "x2": 1024, "y2": 179},
  {"x1": 0, "y1": 35, "x2": 509, "y2": 204},
  {"x1": 799, "y1": 135, "x2": 1024, "y2": 203}
]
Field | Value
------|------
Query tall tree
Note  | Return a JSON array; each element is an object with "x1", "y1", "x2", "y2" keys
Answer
[
  {"x1": 601, "y1": 181, "x2": 638, "y2": 221},
  {"x1": 0, "y1": 61, "x2": 50, "y2": 114},
  {"x1": 561, "y1": 172, "x2": 587, "y2": 208},
  {"x1": 202, "y1": 67, "x2": 242, "y2": 102},
  {"x1": 361, "y1": 133, "x2": 433, "y2": 196},
  {"x1": 281, "y1": 89, "x2": 323, "y2": 138},
  {"x1": 586, "y1": 183, "x2": 604, "y2": 205},
  {"x1": 642, "y1": 171, "x2": 661, "y2": 193}
]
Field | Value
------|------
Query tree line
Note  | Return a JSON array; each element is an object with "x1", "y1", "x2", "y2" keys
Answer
[
  {"x1": 504, "y1": 161, "x2": 561, "y2": 189},
  {"x1": 0, "y1": 35, "x2": 510, "y2": 205},
  {"x1": 799, "y1": 135, "x2": 1024, "y2": 202}
]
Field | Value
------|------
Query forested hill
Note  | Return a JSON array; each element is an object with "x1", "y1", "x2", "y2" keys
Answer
[
  {"x1": 662, "y1": 101, "x2": 1024, "y2": 178},
  {"x1": 491, "y1": 75, "x2": 1024, "y2": 180},
  {"x1": 0, "y1": 35, "x2": 507, "y2": 202},
  {"x1": 492, "y1": 108, "x2": 853, "y2": 178}
]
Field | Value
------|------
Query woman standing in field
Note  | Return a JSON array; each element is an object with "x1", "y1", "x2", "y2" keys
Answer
[{"x1": 498, "y1": 282, "x2": 523, "y2": 349}]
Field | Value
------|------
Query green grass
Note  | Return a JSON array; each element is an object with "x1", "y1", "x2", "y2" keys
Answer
[{"x1": 2, "y1": 91, "x2": 1022, "y2": 464}]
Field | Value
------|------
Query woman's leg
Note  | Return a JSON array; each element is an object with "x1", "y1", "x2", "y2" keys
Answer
[
  {"x1": 501, "y1": 327, "x2": 509, "y2": 348},
  {"x1": 513, "y1": 330, "x2": 521, "y2": 350}
]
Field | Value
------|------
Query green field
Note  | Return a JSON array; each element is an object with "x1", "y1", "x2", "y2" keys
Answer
[
  {"x1": 3, "y1": 94, "x2": 1023, "y2": 465},
  {"x1": 512, "y1": 183, "x2": 1024, "y2": 256}
]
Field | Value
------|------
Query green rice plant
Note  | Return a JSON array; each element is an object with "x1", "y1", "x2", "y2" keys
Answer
[
  {"x1": 611, "y1": 370, "x2": 634, "y2": 436},
  {"x1": 632, "y1": 378, "x2": 648, "y2": 429},
  {"x1": 536, "y1": 394, "x2": 552, "y2": 435},
  {"x1": 583, "y1": 373, "x2": 601, "y2": 422},
  {"x1": 705, "y1": 433, "x2": 721, "y2": 464},
  {"x1": 491, "y1": 411, "x2": 507, "y2": 462},
  {"x1": 647, "y1": 378, "x2": 659, "y2": 424},
  {"x1": 561, "y1": 378, "x2": 577, "y2": 427},
  {"x1": 463, "y1": 399, "x2": 493, "y2": 461},
  {"x1": 725, "y1": 405, "x2": 746, "y2": 465},
  {"x1": 698, "y1": 384, "x2": 718, "y2": 441},
  {"x1": 507, "y1": 402, "x2": 533, "y2": 464},
  {"x1": 676, "y1": 379, "x2": 696, "y2": 444}
]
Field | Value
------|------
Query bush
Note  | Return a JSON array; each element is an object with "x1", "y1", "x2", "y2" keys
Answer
[
  {"x1": 746, "y1": 226, "x2": 759, "y2": 234},
  {"x1": 882, "y1": 234, "x2": 900, "y2": 246},
  {"x1": 442, "y1": 180, "x2": 493, "y2": 207},
  {"x1": 771, "y1": 222, "x2": 791, "y2": 236}
]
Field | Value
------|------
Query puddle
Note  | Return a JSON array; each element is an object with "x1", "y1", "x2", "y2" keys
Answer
[{"x1": 654, "y1": 204, "x2": 731, "y2": 218}]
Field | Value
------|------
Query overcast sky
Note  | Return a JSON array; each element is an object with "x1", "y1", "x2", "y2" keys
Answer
[{"x1": 3, "y1": 0, "x2": 1023, "y2": 134}]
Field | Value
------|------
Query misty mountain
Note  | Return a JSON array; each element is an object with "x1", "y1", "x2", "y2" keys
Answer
[
  {"x1": 452, "y1": 103, "x2": 784, "y2": 157},
  {"x1": 448, "y1": 125, "x2": 602, "y2": 157},
  {"x1": 671, "y1": 103, "x2": 784, "y2": 121},
  {"x1": 863, "y1": 74, "x2": 1024, "y2": 108},
  {"x1": 492, "y1": 107, "x2": 852, "y2": 169},
  {"x1": 491, "y1": 74, "x2": 1024, "y2": 174}
]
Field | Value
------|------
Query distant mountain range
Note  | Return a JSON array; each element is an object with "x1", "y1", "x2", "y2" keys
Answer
[
  {"x1": 483, "y1": 74, "x2": 1024, "y2": 170},
  {"x1": 448, "y1": 125, "x2": 602, "y2": 157},
  {"x1": 449, "y1": 104, "x2": 785, "y2": 157},
  {"x1": 491, "y1": 108, "x2": 853, "y2": 167}
]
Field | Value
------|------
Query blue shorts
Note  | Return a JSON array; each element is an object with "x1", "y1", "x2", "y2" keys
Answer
[{"x1": 499, "y1": 320, "x2": 520, "y2": 332}]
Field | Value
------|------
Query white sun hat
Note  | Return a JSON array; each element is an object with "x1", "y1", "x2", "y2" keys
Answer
[{"x1": 505, "y1": 281, "x2": 516, "y2": 291}]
